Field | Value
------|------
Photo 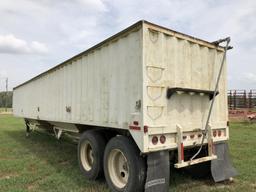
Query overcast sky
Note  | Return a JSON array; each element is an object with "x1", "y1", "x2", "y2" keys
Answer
[{"x1": 0, "y1": 0, "x2": 255, "y2": 91}]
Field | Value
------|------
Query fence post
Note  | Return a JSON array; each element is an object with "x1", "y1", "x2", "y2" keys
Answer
[
  {"x1": 243, "y1": 90, "x2": 247, "y2": 109},
  {"x1": 248, "y1": 90, "x2": 252, "y2": 109},
  {"x1": 233, "y1": 90, "x2": 236, "y2": 109}
]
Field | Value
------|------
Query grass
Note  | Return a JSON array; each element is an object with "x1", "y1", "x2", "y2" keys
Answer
[
  {"x1": 0, "y1": 114, "x2": 256, "y2": 192},
  {"x1": 0, "y1": 108, "x2": 12, "y2": 113}
]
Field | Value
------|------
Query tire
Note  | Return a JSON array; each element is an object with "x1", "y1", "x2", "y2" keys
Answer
[
  {"x1": 104, "y1": 136, "x2": 146, "y2": 192},
  {"x1": 78, "y1": 130, "x2": 106, "y2": 180}
]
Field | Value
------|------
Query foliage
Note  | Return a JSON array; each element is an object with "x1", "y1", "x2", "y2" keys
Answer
[{"x1": 0, "y1": 91, "x2": 12, "y2": 108}]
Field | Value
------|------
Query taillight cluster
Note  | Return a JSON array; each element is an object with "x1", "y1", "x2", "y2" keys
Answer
[
  {"x1": 182, "y1": 133, "x2": 202, "y2": 140},
  {"x1": 152, "y1": 135, "x2": 166, "y2": 145},
  {"x1": 190, "y1": 134, "x2": 195, "y2": 139},
  {"x1": 213, "y1": 130, "x2": 222, "y2": 137}
]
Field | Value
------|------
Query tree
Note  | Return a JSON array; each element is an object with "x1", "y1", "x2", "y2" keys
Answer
[{"x1": 0, "y1": 91, "x2": 13, "y2": 108}]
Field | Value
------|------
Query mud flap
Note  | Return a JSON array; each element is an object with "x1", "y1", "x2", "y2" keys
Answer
[
  {"x1": 145, "y1": 151, "x2": 169, "y2": 192},
  {"x1": 211, "y1": 143, "x2": 238, "y2": 182}
]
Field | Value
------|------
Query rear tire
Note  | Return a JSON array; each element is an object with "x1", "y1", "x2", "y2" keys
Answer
[
  {"x1": 78, "y1": 130, "x2": 106, "y2": 180},
  {"x1": 104, "y1": 136, "x2": 146, "y2": 192}
]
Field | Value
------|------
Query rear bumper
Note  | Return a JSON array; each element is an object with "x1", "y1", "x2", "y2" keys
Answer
[{"x1": 174, "y1": 155, "x2": 217, "y2": 168}]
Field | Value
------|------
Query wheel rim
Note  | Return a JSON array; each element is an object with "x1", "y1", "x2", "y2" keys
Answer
[
  {"x1": 80, "y1": 141, "x2": 94, "y2": 171},
  {"x1": 108, "y1": 149, "x2": 129, "y2": 189}
]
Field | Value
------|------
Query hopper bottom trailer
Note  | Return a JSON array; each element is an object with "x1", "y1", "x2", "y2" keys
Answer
[{"x1": 13, "y1": 20, "x2": 237, "y2": 192}]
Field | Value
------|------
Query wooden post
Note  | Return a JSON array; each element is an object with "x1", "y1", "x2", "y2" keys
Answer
[
  {"x1": 249, "y1": 90, "x2": 252, "y2": 109},
  {"x1": 243, "y1": 90, "x2": 247, "y2": 108},
  {"x1": 233, "y1": 90, "x2": 236, "y2": 109}
]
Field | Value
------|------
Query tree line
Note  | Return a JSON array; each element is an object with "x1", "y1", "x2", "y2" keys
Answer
[{"x1": 0, "y1": 91, "x2": 13, "y2": 108}]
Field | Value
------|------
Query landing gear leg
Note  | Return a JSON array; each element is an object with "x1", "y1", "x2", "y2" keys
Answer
[{"x1": 25, "y1": 119, "x2": 30, "y2": 137}]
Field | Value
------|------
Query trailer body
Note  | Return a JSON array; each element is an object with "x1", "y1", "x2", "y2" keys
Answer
[{"x1": 13, "y1": 21, "x2": 228, "y2": 154}]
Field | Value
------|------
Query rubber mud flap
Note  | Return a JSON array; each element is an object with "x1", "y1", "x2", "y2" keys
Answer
[
  {"x1": 211, "y1": 143, "x2": 238, "y2": 182},
  {"x1": 145, "y1": 151, "x2": 169, "y2": 192}
]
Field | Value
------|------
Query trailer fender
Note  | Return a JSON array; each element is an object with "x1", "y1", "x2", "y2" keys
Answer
[
  {"x1": 145, "y1": 151, "x2": 169, "y2": 192},
  {"x1": 211, "y1": 142, "x2": 238, "y2": 182}
]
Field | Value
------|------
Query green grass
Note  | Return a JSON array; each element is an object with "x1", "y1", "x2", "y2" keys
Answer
[
  {"x1": 0, "y1": 115, "x2": 256, "y2": 192},
  {"x1": 0, "y1": 115, "x2": 109, "y2": 192}
]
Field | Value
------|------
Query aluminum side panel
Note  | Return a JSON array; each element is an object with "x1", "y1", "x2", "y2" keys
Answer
[{"x1": 13, "y1": 29, "x2": 143, "y2": 139}]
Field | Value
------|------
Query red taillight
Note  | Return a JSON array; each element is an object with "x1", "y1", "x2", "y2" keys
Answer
[
  {"x1": 144, "y1": 125, "x2": 148, "y2": 133},
  {"x1": 213, "y1": 130, "x2": 217, "y2": 137},
  {"x1": 160, "y1": 135, "x2": 166, "y2": 144},
  {"x1": 218, "y1": 130, "x2": 222, "y2": 137},
  {"x1": 152, "y1": 136, "x2": 158, "y2": 145}
]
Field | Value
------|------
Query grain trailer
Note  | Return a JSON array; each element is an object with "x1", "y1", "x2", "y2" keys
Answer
[{"x1": 13, "y1": 20, "x2": 237, "y2": 192}]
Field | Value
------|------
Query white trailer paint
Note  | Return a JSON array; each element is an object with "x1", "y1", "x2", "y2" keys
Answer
[{"x1": 13, "y1": 21, "x2": 228, "y2": 154}]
